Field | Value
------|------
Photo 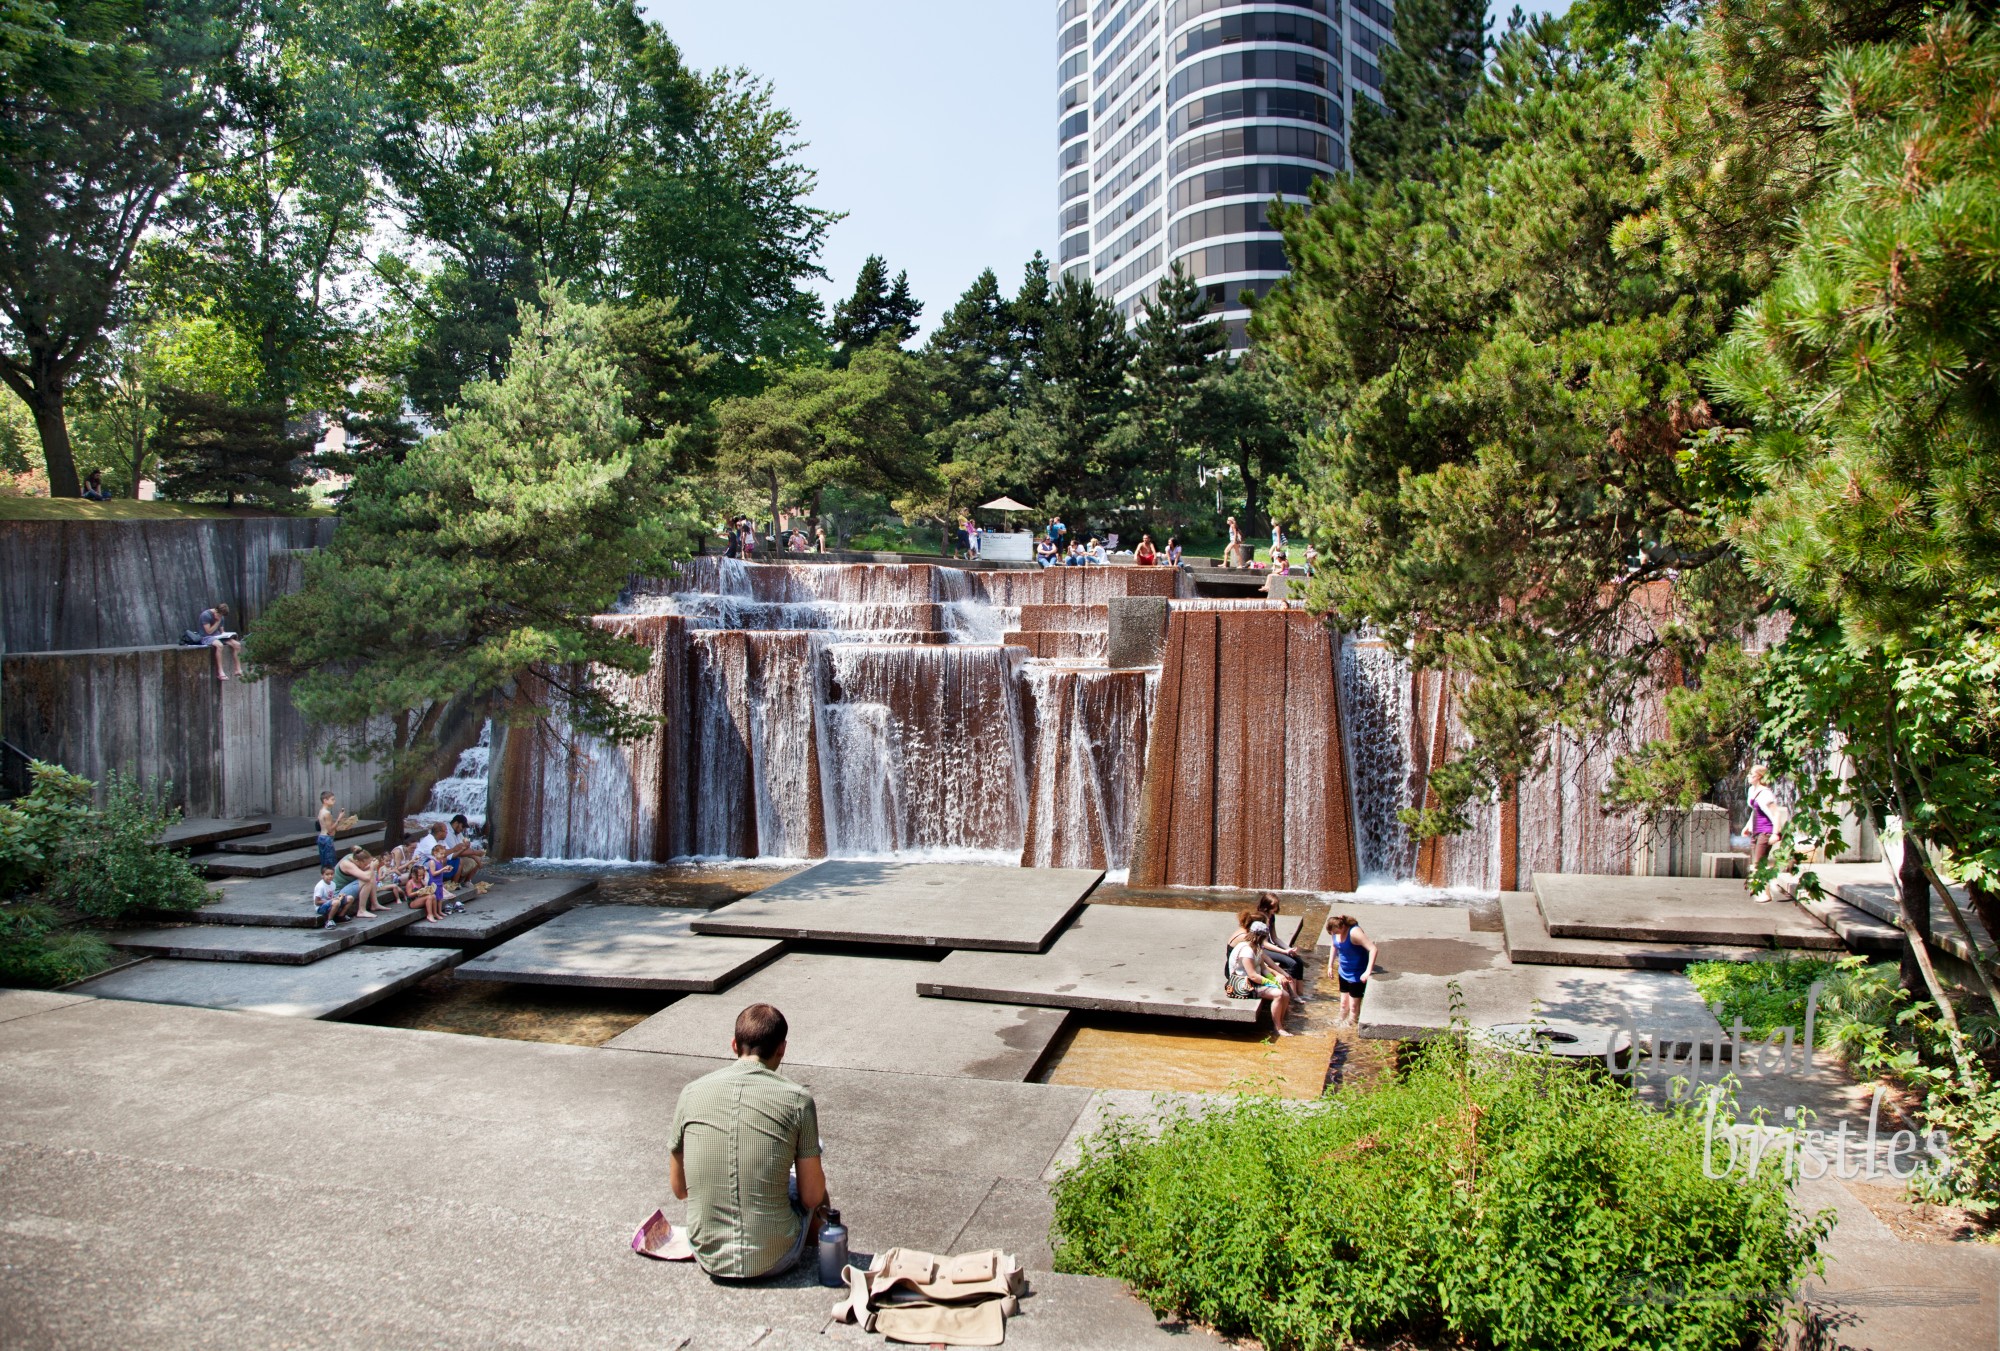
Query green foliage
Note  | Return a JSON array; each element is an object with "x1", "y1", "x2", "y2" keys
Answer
[
  {"x1": 0, "y1": 761, "x2": 95, "y2": 899},
  {"x1": 44, "y1": 772, "x2": 211, "y2": 918},
  {"x1": 1686, "y1": 953, "x2": 1901, "y2": 1044},
  {"x1": 1607, "y1": 640, "x2": 1760, "y2": 812},
  {"x1": 1257, "y1": 12, "x2": 1764, "y2": 829},
  {"x1": 0, "y1": 0, "x2": 242, "y2": 495},
  {"x1": 1052, "y1": 1042, "x2": 1825, "y2": 1350},
  {"x1": 1348, "y1": 0, "x2": 1491, "y2": 183},
  {"x1": 0, "y1": 904, "x2": 113, "y2": 988},
  {"x1": 246, "y1": 285, "x2": 688, "y2": 832},
  {"x1": 1703, "y1": 10, "x2": 2000, "y2": 646},
  {"x1": 830, "y1": 255, "x2": 922, "y2": 356},
  {"x1": 153, "y1": 387, "x2": 310, "y2": 507}
]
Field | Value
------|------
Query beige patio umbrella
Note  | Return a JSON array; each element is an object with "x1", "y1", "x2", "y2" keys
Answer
[{"x1": 979, "y1": 495, "x2": 1033, "y2": 513}]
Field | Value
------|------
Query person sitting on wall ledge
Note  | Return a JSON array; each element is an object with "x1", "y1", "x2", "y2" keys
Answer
[
  {"x1": 1035, "y1": 537, "x2": 1057, "y2": 568},
  {"x1": 1087, "y1": 538, "x2": 1108, "y2": 565},
  {"x1": 312, "y1": 867, "x2": 357, "y2": 928},
  {"x1": 198, "y1": 602, "x2": 244, "y2": 681},
  {"x1": 1134, "y1": 534, "x2": 1158, "y2": 566},
  {"x1": 336, "y1": 848, "x2": 387, "y2": 917},
  {"x1": 444, "y1": 814, "x2": 486, "y2": 887},
  {"x1": 1225, "y1": 919, "x2": 1296, "y2": 1037},
  {"x1": 671, "y1": 1002, "x2": 832, "y2": 1282}
]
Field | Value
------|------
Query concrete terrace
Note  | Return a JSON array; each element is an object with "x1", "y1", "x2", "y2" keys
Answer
[{"x1": 0, "y1": 989, "x2": 1214, "y2": 1351}]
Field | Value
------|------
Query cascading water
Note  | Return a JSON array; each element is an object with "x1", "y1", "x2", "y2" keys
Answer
[
  {"x1": 416, "y1": 722, "x2": 491, "y2": 830},
  {"x1": 1338, "y1": 636, "x2": 1415, "y2": 880},
  {"x1": 1020, "y1": 666, "x2": 1154, "y2": 870}
]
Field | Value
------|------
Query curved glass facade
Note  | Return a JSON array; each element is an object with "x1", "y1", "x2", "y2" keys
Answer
[{"x1": 1058, "y1": 0, "x2": 1391, "y2": 347}]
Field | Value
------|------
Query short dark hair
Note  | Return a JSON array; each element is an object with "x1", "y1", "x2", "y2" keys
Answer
[
  {"x1": 451, "y1": 814, "x2": 469, "y2": 828},
  {"x1": 320, "y1": 791, "x2": 335, "y2": 802},
  {"x1": 733, "y1": 1003, "x2": 788, "y2": 1061}
]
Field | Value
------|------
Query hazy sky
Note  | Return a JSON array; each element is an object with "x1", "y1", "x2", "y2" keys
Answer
[{"x1": 643, "y1": 1, "x2": 1562, "y2": 337}]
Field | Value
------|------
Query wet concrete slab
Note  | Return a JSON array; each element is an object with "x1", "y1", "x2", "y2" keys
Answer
[
  {"x1": 106, "y1": 908, "x2": 420, "y2": 963},
  {"x1": 1534, "y1": 873, "x2": 1842, "y2": 949},
  {"x1": 1499, "y1": 892, "x2": 1776, "y2": 969},
  {"x1": 606, "y1": 952, "x2": 1070, "y2": 1080},
  {"x1": 692, "y1": 860, "x2": 1103, "y2": 953},
  {"x1": 67, "y1": 946, "x2": 461, "y2": 1019},
  {"x1": 1357, "y1": 932, "x2": 1724, "y2": 1042},
  {"x1": 456, "y1": 905, "x2": 782, "y2": 992},
  {"x1": 920, "y1": 904, "x2": 1258, "y2": 1024},
  {"x1": 400, "y1": 877, "x2": 595, "y2": 945}
]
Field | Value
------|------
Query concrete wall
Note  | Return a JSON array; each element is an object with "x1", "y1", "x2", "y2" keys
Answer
[
  {"x1": 0, "y1": 516, "x2": 336, "y2": 654},
  {"x1": 0, "y1": 647, "x2": 380, "y2": 818}
]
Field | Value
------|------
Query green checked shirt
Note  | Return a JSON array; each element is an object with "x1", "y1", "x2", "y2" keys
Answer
[{"x1": 670, "y1": 1057, "x2": 822, "y2": 1279}]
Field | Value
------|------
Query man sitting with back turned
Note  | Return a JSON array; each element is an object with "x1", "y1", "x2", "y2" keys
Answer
[{"x1": 670, "y1": 1003, "x2": 831, "y2": 1282}]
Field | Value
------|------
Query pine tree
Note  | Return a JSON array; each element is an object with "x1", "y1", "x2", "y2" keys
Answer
[
  {"x1": 1348, "y1": 0, "x2": 1490, "y2": 182},
  {"x1": 153, "y1": 389, "x2": 309, "y2": 507},
  {"x1": 830, "y1": 255, "x2": 922, "y2": 355},
  {"x1": 1107, "y1": 265, "x2": 1230, "y2": 527},
  {"x1": 925, "y1": 268, "x2": 1015, "y2": 426}
]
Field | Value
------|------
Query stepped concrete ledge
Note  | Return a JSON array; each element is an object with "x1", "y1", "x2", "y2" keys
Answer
[
  {"x1": 692, "y1": 860, "x2": 1102, "y2": 952},
  {"x1": 64, "y1": 945, "x2": 460, "y2": 1019},
  {"x1": 921, "y1": 903, "x2": 1258, "y2": 1024},
  {"x1": 1811, "y1": 860, "x2": 1995, "y2": 967},
  {"x1": 457, "y1": 905, "x2": 783, "y2": 991},
  {"x1": 157, "y1": 818, "x2": 270, "y2": 851},
  {"x1": 105, "y1": 908, "x2": 420, "y2": 963},
  {"x1": 1533, "y1": 873, "x2": 1842, "y2": 949},
  {"x1": 196, "y1": 872, "x2": 361, "y2": 927},
  {"x1": 398, "y1": 876, "x2": 596, "y2": 945},
  {"x1": 215, "y1": 817, "x2": 382, "y2": 855},
  {"x1": 0, "y1": 992, "x2": 1214, "y2": 1350},
  {"x1": 1798, "y1": 892, "x2": 1904, "y2": 957},
  {"x1": 1358, "y1": 931, "x2": 1724, "y2": 1042},
  {"x1": 1499, "y1": 892, "x2": 1776, "y2": 970},
  {"x1": 189, "y1": 835, "x2": 385, "y2": 878},
  {"x1": 607, "y1": 952, "x2": 1069, "y2": 1081}
]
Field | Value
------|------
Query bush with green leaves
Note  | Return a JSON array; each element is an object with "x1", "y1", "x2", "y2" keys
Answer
[
  {"x1": 1052, "y1": 1042, "x2": 1825, "y2": 1351},
  {"x1": 0, "y1": 760, "x2": 210, "y2": 989}
]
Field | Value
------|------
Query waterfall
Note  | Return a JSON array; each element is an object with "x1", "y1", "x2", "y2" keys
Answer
[
  {"x1": 416, "y1": 723, "x2": 490, "y2": 830},
  {"x1": 1338, "y1": 636, "x2": 1415, "y2": 881},
  {"x1": 1020, "y1": 666, "x2": 1154, "y2": 870}
]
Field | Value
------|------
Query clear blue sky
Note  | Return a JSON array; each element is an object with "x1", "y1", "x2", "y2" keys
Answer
[{"x1": 642, "y1": 1, "x2": 1562, "y2": 337}]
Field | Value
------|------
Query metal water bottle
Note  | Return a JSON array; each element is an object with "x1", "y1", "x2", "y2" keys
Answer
[{"x1": 816, "y1": 1209, "x2": 849, "y2": 1287}]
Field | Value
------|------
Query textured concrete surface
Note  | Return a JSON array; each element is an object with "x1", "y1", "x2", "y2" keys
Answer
[
  {"x1": 105, "y1": 907, "x2": 420, "y2": 963},
  {"x1": 1105, "y1": 595, "x2": 1168, "y2": 669},
  {"x1": 1816, "y1": 860, "x2": 1995, "y2": 967},
  {"x1": 197, "y1": 872, "x2": 358, "y2": 928},
  {"x1": 0, "y1": 994, "x2": 1213, "y2": 1350},
  {"x1": 66, "y1": 946, "x2": 461, "y2": 1018},
  {"x1": 189, "y1": 835, "x2": 385, "y2": 878},
  {"x1": 157, "y1": 817, "x2": 269, "y2": 850},
  {"x1": 458, "y1": 905, "x2": 783, "y2": 991},
  {"x1": 606, "y1": 952, "x2": 1070, "y2": 1081},
  {"x1": 213, "y1": 815, "x2": 381, "y2": 854},
  {"x1": 693, "y1": 861, "x2": 1102, "y2": 953},
  {"x1": 922, "y1": 904, "x2": 1258, "y2": 1024},
  {"x1": 400, "y1": 877, "x2": 595, "y2": 945},
  {"x1": 1798, "y1": 893, "x2": 1905, "y2": 957},
  {"x1": 1534, "y1": 873, "x2": 1842, "y2": 949},
  {"x1": 1358, "y1": 933, "x2": 1725, "y2": 1041},
  {"x1": 1499, "y1": 891, "x2": 1776, "y2": 969}
]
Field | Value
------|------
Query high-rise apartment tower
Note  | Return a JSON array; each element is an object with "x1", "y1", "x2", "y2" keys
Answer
[{"x1": 1056, "y1": 0, "x2": 1391, "y2": 345}]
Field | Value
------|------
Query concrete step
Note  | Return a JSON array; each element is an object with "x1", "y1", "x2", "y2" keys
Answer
[
  {"x1": 158, "y1": 818, "x2": 272, "y2": 851},
  {"x1": 216, "y1": 817, "x2": 382, "y2": 855},
  {"x1": 1499, "y1": 892, "x2": 1776, "y2": 970},
  {"x1": 391, "y1": 877, "x2": 595, "y2": 946},
  {"x1": 1531, "y1": 872, "x2": 1844, "y2": 950},
  {"x1": 106, "y1": 908, "x2": 421, "y2": 964},
  {"x1": 67, "y1": 945, "x2": 461, "y2": 1019},
  {"x1": 1798, "y1": 893, "x2": 1903, "y2": 957},
  {"x1": 1824, "y1": 872, "x2": 1994, "y2": 966},
  {"x1": 191, "y1": 835, "x2": 385, "y2": 878}
]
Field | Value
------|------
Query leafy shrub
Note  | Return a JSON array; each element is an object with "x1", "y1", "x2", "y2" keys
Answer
[
  {"x1": 0, "y1": 761, "x2": 95, "y2": 898},
  {"x1": 0, "y1": 903, "x2": 113, "y2": 986},
  {"x1": 1685, "y1": 954, "x2": 1903, "y2": 1049},
  {"x1": 1052, "y1": 1043, "x2": 1825, "y2": 1351},
  {"x1": 43, "y1": 771, "x2": 210, "y2": 918}
]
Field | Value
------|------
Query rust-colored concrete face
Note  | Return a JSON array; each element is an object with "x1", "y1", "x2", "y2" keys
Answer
[{"x1": 1129, "y1": 609, "x2": 1359, "y2": 892}]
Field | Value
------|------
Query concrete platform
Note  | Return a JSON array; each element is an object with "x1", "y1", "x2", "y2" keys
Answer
[
  {"x1": 693, "y1": 860, "x2": 1102, "y2": 953},
  {"x1": 1816, "y1": 862, "x2": 1996, "y2": 966},
  {"x1": 456, "y1": 905, "x2": 783, "y2": 991},
  {"x1": 1499, "y1": 892, "x2": 1777, "y2": 969},
  {"x1": 66, "y1": 946, "x2": 461, "y2": 1019},
  {"x1": 920, "y1": 903, "x2": 1257, "y2": 1024},
  {"x1": 1534, "y1": 873, "x2": 1842, "y2": 949},
  {"x1": 197, "y1": 873, "x2": 355, "y2": 927},
  {"x1": 0, "y1": 994, "x2": 1213, "y2": 1349},
  {"x1": 400, "y1": 877, "x2": 595, "y2": 945},
  {"x1": 158, "y1": 818, "x2": 270, "y2": 850},
  {"x1": 607, "y1": 952, "x2": 1070, "y2": 1081},
  {"x1": 215, "y1": 816, "x2": 383, "y2": 854},
  {"x1": 188, "y1": 835, "x2": 385, "y2": 878},
  {"x1": 1798, "y1": 892, "x2": 1904, "y2": 957},
  {"x1": 1356, "y1": 931, "x2": 1725, "y2": 1042},
  {"x1": 105, "y1": 908, "x2": 421, "y2": 963}
]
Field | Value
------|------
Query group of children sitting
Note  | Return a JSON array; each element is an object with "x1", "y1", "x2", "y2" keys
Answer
[{"x1": 311, "y1": 817, "x2": 489, "y2": 928}]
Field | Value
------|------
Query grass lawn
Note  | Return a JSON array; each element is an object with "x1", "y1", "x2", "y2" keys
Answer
[{"x1": 0, "y1": 498, "x2": 330, "y2": 522}]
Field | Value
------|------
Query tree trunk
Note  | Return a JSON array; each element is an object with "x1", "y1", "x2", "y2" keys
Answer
[
  {"x1": 767, "y1": 472, "x2": 780, "y2": 558},
  {"x1": 27, "y1": 380, "x2": 81, "y2": 498},
  {"x1": 1900, "y1": 835, "x2": 1935, "y2": 999},
  {"x1": 1236, "y1": 438, "x2": 1259, "y2": 537},
  {"x1": 378, "y1": 776, "x2": 410, "y2": 851},
  {"x1": 1968, "y1": 880, "x2": 2000, "y2": 958}
]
